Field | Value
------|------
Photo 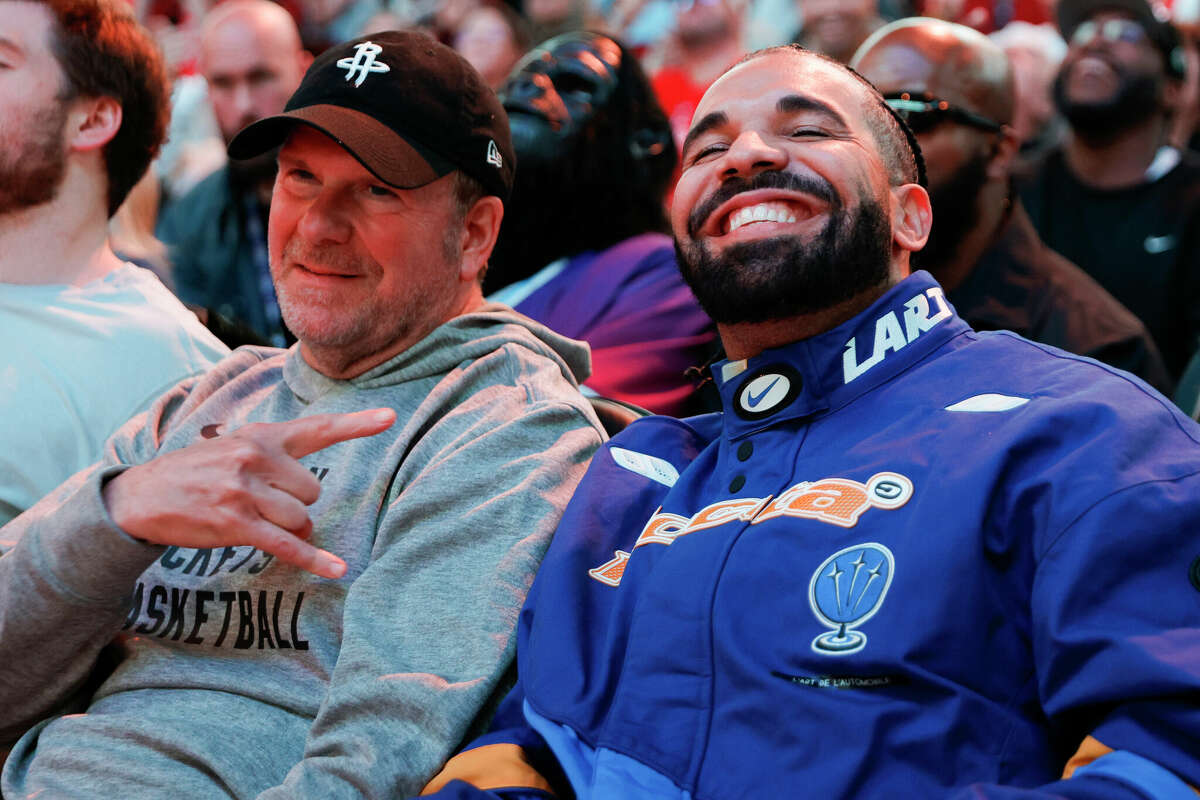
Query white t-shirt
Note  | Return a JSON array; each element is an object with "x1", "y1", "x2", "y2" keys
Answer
[{"x1": 0, "y1": 263, "x2": 229, "y2": 526}]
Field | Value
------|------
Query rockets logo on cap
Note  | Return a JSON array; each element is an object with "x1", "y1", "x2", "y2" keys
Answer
[{"x1": 336, "y1": 42, "x2": 391, "y2": 88}]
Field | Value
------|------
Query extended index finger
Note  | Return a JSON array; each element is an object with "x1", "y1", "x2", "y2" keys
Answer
[{"x1": 275, "y1": 408, "x2": 398, "y2": 459}]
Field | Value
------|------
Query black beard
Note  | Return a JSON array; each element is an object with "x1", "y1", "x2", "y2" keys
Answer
[
  {"x1": 0, "y1": 102, "x2": 69, "y2": 216},
  {"x1": 1052, "y1": 59, "x2": 1162, "y2": 143},
  {"x1": 675, "y1": 173, "x2": 892, "y2": 324},
  {"x1": 916, "y1": 149, "x2": 991, "y2": 273}
]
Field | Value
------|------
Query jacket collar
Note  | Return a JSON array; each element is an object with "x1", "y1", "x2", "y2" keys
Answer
[{"x1": 713, "y1": 271, "x2": 970, "y2": 438}]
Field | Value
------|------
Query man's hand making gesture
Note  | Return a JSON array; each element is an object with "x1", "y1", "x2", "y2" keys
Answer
[{"x1": 102, "y1": 408, "x2": 397, "y2": 579}]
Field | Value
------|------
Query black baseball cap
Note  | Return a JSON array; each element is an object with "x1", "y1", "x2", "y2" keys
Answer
[
  {"x1": 229, "y1": 30, "x2": 516, "y2": 201},
  {"x1": 1056, "y1": 0, "x2": 1185, "y2": 79}
]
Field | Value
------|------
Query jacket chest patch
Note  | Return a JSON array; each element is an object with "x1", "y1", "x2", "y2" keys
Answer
[
  {"x1": 809, "y1": 542, "x2": 894, "y2": 656},
  {"x1": 588, "y1": 472, "x2": 913, "y2": 587}
]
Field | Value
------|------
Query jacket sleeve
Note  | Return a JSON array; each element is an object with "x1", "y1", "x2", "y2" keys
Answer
[
  {"x1": 952, "y1": 469, "x2": 1200, "y2": 800},
  {"x1": 255, "y1": 398, "x2": 603, "y2": 799},
  {"x1": 417, "y1": 684, "x2": 564, "y2": 800},
  {"x1": 0, "y1": 379, "x2": 200, "y2": 742}
]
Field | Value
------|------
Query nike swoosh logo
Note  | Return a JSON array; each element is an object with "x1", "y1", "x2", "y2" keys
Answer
[
  {"x1": 1144, "y1": 234, "x2": 1176, "y2": 254},
  {"x1": 747, "y1": 376, "x2": 782, "y2": 406}
]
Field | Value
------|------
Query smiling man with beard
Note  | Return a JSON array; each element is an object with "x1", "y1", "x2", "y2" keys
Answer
[
  {"x1": 417, "y1": 44, "x2": 1200, "y2": 800},
  {"x1": 1019, "y1": 0, "x2": 1200, "y2": 382},
  {"x1": 852, "y1": 17, "x2": 1169, "y2": 393}
]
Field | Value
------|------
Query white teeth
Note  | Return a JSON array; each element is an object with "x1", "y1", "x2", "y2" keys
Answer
[{"x1": 727, "y1": 202, "x2": 801, "y2": 232}]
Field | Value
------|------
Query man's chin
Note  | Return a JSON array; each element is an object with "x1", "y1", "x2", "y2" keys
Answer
[
  {"x1": 1053, "y1": 70, "x2": 1161, "y2": 141},
  {"x1": 699, "y1": 232, "x2": 818, "y2": 276},
  {"x1": 276, "y1": 292, "x2": 363, "y2": 350},
  {"x1": 0, "y1": 156, "x2": 67, "y2": 216}
]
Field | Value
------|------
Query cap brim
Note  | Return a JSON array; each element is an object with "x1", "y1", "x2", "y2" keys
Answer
[{"x1": 227, "y1": 104, "x2": 455, "y2": 189}]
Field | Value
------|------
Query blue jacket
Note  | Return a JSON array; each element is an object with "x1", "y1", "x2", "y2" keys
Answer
[{"x1": 423, "y1": 271, "x2": 1200, "y2": 800}]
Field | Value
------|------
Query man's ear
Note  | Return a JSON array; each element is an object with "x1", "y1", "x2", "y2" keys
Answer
[
  {"x1": 891, "y1": 182, "x2": 931, "y2": 254},
  {"x1": 458, "y1": 194, "x2": 505, "y2": 284},
  {"x1": 67, "y1": 96, "x2": 122, "y2": 153},
  {"x1": 985, "y1": 128, "x2": 1021, "y2": 180}
]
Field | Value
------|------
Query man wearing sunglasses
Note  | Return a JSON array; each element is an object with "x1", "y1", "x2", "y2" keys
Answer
[
  {"x1": 1019, "y1": 0, "x2": 1200, "y2": 386},
  {"x1": 852, "y1": 18, "x2": 1170, "y2": 393},
  {"x1": 488, "y1": 32, "x2": 717, "y2": 416}
]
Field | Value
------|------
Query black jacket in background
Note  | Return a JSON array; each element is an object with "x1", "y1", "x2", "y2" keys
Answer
[{"x1": 949, "y1": 201, "x2": 1173, "y2": 395}]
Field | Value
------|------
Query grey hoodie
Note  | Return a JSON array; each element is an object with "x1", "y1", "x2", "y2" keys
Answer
[{"x1": 0, "y1": 305, "x2": 605, "y2": 799}]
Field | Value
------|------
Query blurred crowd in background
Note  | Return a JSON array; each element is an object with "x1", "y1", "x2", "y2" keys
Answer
[
  {"x1": 130, "y1": 0, "x2": 1112, "y2": 201},
  {"x1": 127, "y1": 0, "x2": 1200, "y2": 200},
  {"x1": 105, "y1": 0, "x2": 1200, "y2": 416}
]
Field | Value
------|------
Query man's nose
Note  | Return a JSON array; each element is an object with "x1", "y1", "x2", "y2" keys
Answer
[
  {"x1": 504, "y1": 71, "x2": 547, "y2": 102},
  {"x1": 232, "y1": 82, "x2": 257, "y2": 120},
  {"x1": 509, "y1": 72, "x2": 567, "y2": 117},
  {"x1": 721, "y1": 129, "x2": 787, "y2": 178},
  {"x1": 297, "y1": 190, "x2": 353, "y2": 245}
]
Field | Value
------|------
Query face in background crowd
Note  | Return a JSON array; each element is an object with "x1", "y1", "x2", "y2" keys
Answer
[
  {"x1": 268, "y1": 127, "x2": 478, "y2": 377},
  {"x1": 201, "y1": 0, "x2": 311, "y2": 146},
  {"x1": 853, "y1": 19, "x2": 1014, "y2": 274},
  {"x1": 671, "y1": 48, "x2": 928, "y2": 329},
  {"x1": 674, "y1": 0, "x2": 741, "y2": 51},
  {"x1": 487, "y1": 32, "x2": 676, "y2": 291},
  {"x1": 524, "y1": 0, "x2": 587, "y2": 43},
  {"x1": 989, "y1": 21, "x2": 1066, "y2": 147},
  {"x1": 453, "y1": 3, "x2": 530, "y2": 90},
  {"x1": 1053, "y1": 9, "x2": 1176, "y2": 141},
  {"x1": 797, "y1": 0, "x2": 880, "y2": 64},
  {"x1": 0, "y1": 2, "x2": 71, "y2": 216},
  {"x1": 502, "y1": 32, "x2": 623, "y2": 166}
]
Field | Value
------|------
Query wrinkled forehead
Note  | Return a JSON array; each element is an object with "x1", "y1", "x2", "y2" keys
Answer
[{"x1": 692, "y1": 51, "x2": 872, "y2": 133}]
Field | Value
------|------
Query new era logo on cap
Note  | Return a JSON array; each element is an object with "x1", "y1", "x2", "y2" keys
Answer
[{"x1": 336, "y1": 41, "x2": 390, "y2": 88}]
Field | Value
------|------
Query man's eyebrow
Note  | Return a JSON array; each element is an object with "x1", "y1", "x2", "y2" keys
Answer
[
  {"x1": 776, "y1": 94, "x2": 847, "y2": 127},
  {"x1": 682, "y1": 111, "x2": 728, "y2": 157},
  {"x1": 276, "y1": 150, "x2": 308, "y2": 169}
]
